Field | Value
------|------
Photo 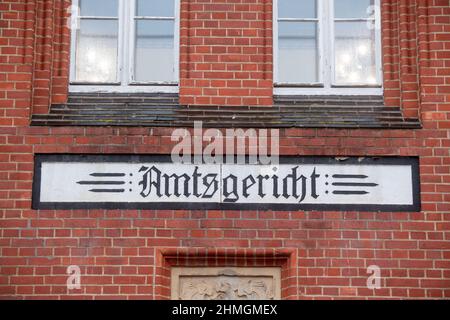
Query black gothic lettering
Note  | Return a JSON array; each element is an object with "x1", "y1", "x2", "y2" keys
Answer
[
  {"x1": 282, "y1": 166, "x2": 307, "y2": 202},
  {"x1": 139, "y1": 166, "x2": 162, "y2": 198},
  {"x1": 192, "y1": 166, "x2": 202, "y2": 198},
  {"x1": 310, "y1": 168, "x2": 320, "y2": 199},
  {"x1": 257, "y1": 174, "x2": 269, "y2": 198},
  {"x1": 162, "y1": 173, "x2": 191, "y2": 197},
  {"x1": 223, "y1": 174, "x2": 239, "y2": 203},
  {"x1": 272, "y1": 175, "x2": 280, "y2": 198},
  {"x1": 242, "y1": 175, "x2": 256, "y2": 198},
  {"x1": 138, "y1": 164, "x2": 322, "y2": 203},
  {"x1": 202, "y1": 174, "x2": 219, "y2": 198}
]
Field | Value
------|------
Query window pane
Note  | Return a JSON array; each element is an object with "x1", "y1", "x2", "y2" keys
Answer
[
  {"x1": 278, "y1": 22, "x2": 318, "y2": 83},
  {"x1": 278, "y1": 0, "x2": 316, "y2": 19},
  {"x1": 334, "y1": 0, "x2": 375, "y2": 19},
  {"x1": 334, "y1": 21, "x2": 377, "y2": 85},
  {"x1": 134, "y1": 20, "x2": 175, "y2": 82},
  {"x1": 136, "y1": 0, "x2": 174, "y2": 17},
  {"x1": 79, "y1": 0, "x2": 118, "y2": 17},
  {"x1": 75, "y1": 20, "x2": 118, "y2": 82}
]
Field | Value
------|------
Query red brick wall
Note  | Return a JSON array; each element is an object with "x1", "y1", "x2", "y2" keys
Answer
[
  {"x1": 179, "y1": 0, "x2": 273, "y2": 106},
  {"x1": 0, "y1": 0, "x2": 449, "y2": 299}
]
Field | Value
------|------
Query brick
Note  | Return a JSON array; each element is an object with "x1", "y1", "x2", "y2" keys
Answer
[{"x1": 0, "y1": 0, "x2": 449, "y2": 301}]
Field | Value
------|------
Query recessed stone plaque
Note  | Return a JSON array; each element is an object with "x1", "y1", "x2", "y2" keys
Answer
[{"x1": 171, "y1": 267, "x2": 281, "y2": 300}]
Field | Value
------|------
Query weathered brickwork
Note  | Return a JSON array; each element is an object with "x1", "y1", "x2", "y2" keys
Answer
[{"x1": 0, "y1": 0, "x2": 449, "y2": 299}]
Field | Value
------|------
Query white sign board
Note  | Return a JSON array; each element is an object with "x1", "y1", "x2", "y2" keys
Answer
[{"x1": 32, "y1": 155, "x2": 420, "y2": 211}]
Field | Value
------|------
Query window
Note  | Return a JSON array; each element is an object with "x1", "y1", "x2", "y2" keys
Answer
[
  {"x1": 70, "y1": 0, "x2": 179, "y2": 93},
  {"x1": 274, "y1": 0, "x2": 382, "y2": 95}
]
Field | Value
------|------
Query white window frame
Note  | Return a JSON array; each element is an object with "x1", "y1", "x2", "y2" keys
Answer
[
  {"x1": 69, "y1": 0, "x2": 180, "y2": 93},
  {"x1": 273, "y1": 0, "x2": 383, "y2": 96}
]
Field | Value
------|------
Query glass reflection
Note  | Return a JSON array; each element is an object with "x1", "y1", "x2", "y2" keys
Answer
[
  {"x1": 278, "y1": 0, "x2": 317, "y2": 19},
  {"x1": 136, "y1": 0, "x2": 175, "y2": 16},
  {"x1": 75, "y1": 20, "x2": 118, "y2": 82},
  {"x1": 278, "y1": 22, "x2": 318, "y2": 83},
  {"x1": 334, "y1": 21, "x2": 377, "y2": 85},
  {"x1": 79, "y1": 0, "x2": 118, "y2": 17},
  {"x1": 334, "y1": 0, "x2": 375, "y2": 19},
  {"x1": 134, "y1": 20, "x2": 175, "y2": 82}
]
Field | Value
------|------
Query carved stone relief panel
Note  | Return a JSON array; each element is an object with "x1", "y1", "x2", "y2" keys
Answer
[{"x1": 171, "y1": 267, "x2": 281, "y2": 300}]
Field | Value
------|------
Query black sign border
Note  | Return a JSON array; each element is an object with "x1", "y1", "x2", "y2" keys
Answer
[{"x1": 32, "y1": 154, "x2": 421, "y2": 212}]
